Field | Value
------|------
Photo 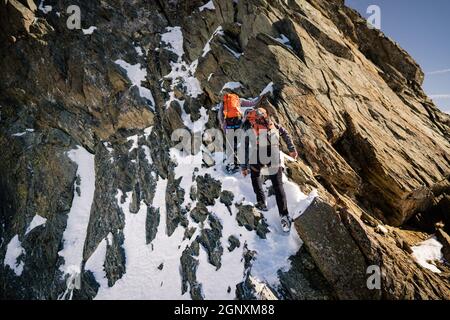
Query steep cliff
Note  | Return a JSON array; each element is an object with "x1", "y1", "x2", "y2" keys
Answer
[{"x1": 1, "y1": 0, "x2": 449, "y2": 300}]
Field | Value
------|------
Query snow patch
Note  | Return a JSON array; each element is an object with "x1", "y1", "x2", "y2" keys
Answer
[
  {"x1": 4, "y1": 235, "x2": 25, "y2": 276},
  {"x1": 12, "y1": 128, "x2": 34, "y2": 137},
  {"x1": 201, "y1": 26, "x2": 224, "y2": 58},
  {"x1": 222, "y1": 82, "x2": 243, "y2": 91},
  {"x1": 411, "y1": 237, "x2": 444, "y2": 273},
  {"x1": 161, "y1": 26, "x2": 185, "y2": 58},
  {"x1": 82, "y1": 26, "x2": 97, "y2": 35},
  {"x1": 89, "y1": 180, "x2": 190, "y2": 300},
  {"x1": 249, "y1": 276, "x2": 278, "y2": 300},
  {"x1": 164, "y1": 60, "x2": 203, "y2": 100},
  {"x1": 12, "y1": 132, "x2": 27, "y2": 137},
  {"x1": 103, "y1": 142, "x2": 114, "y2": 163},
  {"x1": 199, "y1": 1, "x2": 216, "y2": 12},
  {"x1": 25, "y1": 215, "x2": 47, "y2": 235},
  {"x1": 196, "y1": 235, "x2": 243, "y2": 299},
  {"x1": 161, "y1": 26, "x2": 203, "y2": 105},
  {"x1": 115, "y1": 59, "x2": 155, "y2": 108},
  {"x1": 38, "y1": 1, "x2": 52, "y2": 14},
  {"x1": 135, "y1": 46, "x2": 144, "y2": 56},
  {"x1": 274, "y1": 34, "x2": 293, "y2": 50},
  {"x1": 143, "y1": 126, "x2": 153, "y2": 139},
  {"x1": 126, "y1": 135, "x2": 139, "y2": 153},
  {"x1": 58, "y1": 146, "x2": 96, "y2": 280},
  {"x1": 260, "y1": 82, "x2": 274, "y2": 96},
  {"x1": 142, "y1": 145, "x2": 153, "y2": 165},
  {"x1": 183, "y1": 107, "x2": 209, "y2": 136},
  {"x1": 223, "y1": 44, "x2": 242, "y2": 59},
  {"x1": 84, "y1": 234, "x2": 110, "y2": 288}
]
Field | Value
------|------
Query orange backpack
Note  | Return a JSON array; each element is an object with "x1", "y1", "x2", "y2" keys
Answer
[
  {"x1": 223, "y1": 93, "x2": 242, "y2": 119},
  {"x1": 246, "y1": 108, "x2": 275, "y2": 136}
]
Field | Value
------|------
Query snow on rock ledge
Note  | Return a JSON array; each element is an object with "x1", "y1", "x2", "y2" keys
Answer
[
  {"x1": 4, "y1": 235, "x2": 25, "y2": 276},
  {"x1": 115, "y1": 59, "x2": 155, "y2": 108},
  {"x1": 58, "y1": 146, "x2": 96, "y2": 298},
  {"x1": 25, "y1": 215, "x2": 47, "y2": 235},
  {"x1": 411, "y1": 237, "x2": 444, "y2": 274}
]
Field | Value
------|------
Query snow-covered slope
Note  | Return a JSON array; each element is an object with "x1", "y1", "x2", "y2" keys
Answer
[
  {"x1": 83, "y1": 151, "x2": 316, "y2": 299},
  {"x1": 82, "y1": 24, "x2": 316, "y2": 299}
]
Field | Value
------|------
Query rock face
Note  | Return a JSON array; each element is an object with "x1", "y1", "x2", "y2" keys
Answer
[
  {"x1": 295, "y1": 198, "x2": 375, "y2": 300},
  {"x1": 436, "y1": 229, "x2": 450, "y2": 263},
  {"x1": 1, "y1": 0, "x2": 450, "y2": 300},
  {"x1": 296, "y1": 199, "x2": 450, "y2": 299},
  {"x1": 236, "y1": 204, "x2": 270, "y2": 239}
]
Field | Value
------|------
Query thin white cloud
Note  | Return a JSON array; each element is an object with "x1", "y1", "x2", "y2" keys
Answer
[
  {"x1": 427, "y1": 68, "x2": 450, "y2": 75},
  {"x1": 429, "y1": 94, "x2": 450, "y2": 99}
]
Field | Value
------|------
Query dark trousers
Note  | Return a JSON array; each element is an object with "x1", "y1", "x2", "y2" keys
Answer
[
  {"x1": 250, "y1": 165, "x2": 289, "y2": 217},
  {"x1": 225, "y1": 118, "x2": 242, "y2": 166}
]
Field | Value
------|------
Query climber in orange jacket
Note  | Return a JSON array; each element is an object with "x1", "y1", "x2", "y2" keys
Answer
[{"x1": 218, "y1": 88, "x2": 266, "y2": 173}]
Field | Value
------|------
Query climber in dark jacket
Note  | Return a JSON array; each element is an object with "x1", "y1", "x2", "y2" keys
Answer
[{"x1": 240, "y1": 105, "x2": 298, "y2": 232}]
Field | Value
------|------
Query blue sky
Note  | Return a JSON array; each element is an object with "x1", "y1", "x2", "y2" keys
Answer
[{"x1": 345, "y1": 0, "x2": 450, "y2": 113}]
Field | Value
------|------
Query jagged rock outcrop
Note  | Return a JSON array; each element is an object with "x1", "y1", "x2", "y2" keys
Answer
[
  {"x1": 296, "y1": 198, "x2": 376, "y2": 300},
  {"x1": 236, "y1": 204, "x2": 270, "y2": 239},
  {"x1": 1, "y1": 0, "x2": 449, "y2": 300},
  {"x1": 436, "y1": 229, "x2": 450, "y2": 263},
  {"x1": 296, "y1": 198, "x2": 450, "y2": 299}
]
